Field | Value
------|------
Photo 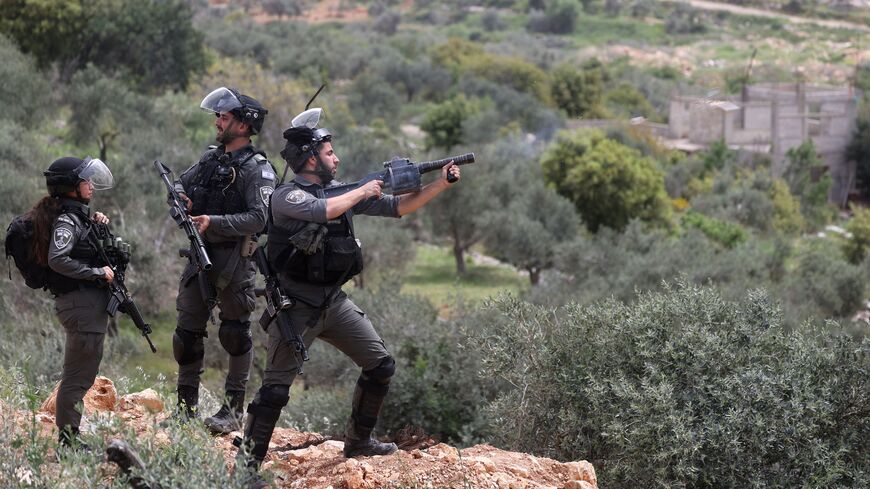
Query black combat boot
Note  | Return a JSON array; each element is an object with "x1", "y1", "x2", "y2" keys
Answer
[
  {"x1": 233, "y1": 389, "x2": 284, "y2": 489},
  {"x1": 205, "y1": 390, "x2": 245, "y2": 434},
  {"x1": 176, "y1": 385, "x2": 199, "y2": 420},
  {"x1": 56, "y1": 426, "x2": 92, "y2": 461},
  {"x1": 342, "y1": 372, "x2": 397, "y2": 458}
]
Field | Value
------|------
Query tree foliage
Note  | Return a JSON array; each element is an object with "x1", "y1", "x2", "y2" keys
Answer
[
  {"x1": 430, "y1": 37, "x2": 550, "y2": 103},
  {"x1": 784, "y1": 139, "x2": 833, "y2": 228},
  {"x1": 842, "y1": 204, "x2": 870, "y2": 265},
  {"x1": 481, "y1": 151, "x2": 580, "y2": 284},
  {"x1": 541, "y1": 129, "x2": 670, "y2": 232},
  {"x1": 420, "y1": 95, "x2": 479, "y2": 152},
  {"x1": 549, "y1": 63, "x2": 607, "y2": 119},
  {"x1": 0, "y1": 0, "x2": 206, "y2": 90},
  {"x1": 0, "y1": 35, "x2": 51, "y2": 129},
  {"x1": 849, "y1": 101, "x2": 870, "y2": 199},
  {"x1": 67, "y1": 65, "x2": 151, "y2": 162},
  {"x1": 526, "y1": 0, "x2": 579, "y2": 34}
]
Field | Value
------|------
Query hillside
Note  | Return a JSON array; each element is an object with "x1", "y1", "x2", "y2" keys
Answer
[{"x1": 4, "y1": 377, "x2": 598, "y2": 489}]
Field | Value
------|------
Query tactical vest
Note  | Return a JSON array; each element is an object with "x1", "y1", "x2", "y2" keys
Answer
[
  {"x1": 46, "y1": 203, "x2": 102, "y2": 295},
  {"x1": 189, "y1": 147, "x2": 262, "y2": 217},
  {"x1": 267, "y1": 186, "x2": 363, "y2": 286}
]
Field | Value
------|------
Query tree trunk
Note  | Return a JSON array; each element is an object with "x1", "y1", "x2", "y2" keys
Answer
[
  {"x1": 99, "y1": 137, "x2": 108, "y2": 162},
  {"x1": 529, "y1": 268, "x2": 541, "y2": 286},
  {"x1": 453, "y1": 242, "x2": 466, "y2": 276}
]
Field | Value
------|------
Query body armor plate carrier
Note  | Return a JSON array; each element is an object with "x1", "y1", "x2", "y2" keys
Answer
[{"x1": 267, "y1": 186, "x2": 363, "y2": 286}]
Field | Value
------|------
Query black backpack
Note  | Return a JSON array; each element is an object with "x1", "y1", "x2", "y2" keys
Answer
[{"x1": 5, "y1": 214, "x2": 48, "y2": 289}]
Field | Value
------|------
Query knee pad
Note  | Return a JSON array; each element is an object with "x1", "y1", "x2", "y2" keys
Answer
[
  {"x1": 219, "y1": 320, "x2": 252, "y2": 356},
  {"x1": 247, "y1": 384, "x2": 290, "y2": 424},
  {"x1": 363, "y1": 356, "x2": 395, "y2": 383},
  {"x1": 258, "y1": 384, "x2": 290, "y2": 409},
  {"x1": 172, "y1": 328, "x2": 204, "y2": 366}
]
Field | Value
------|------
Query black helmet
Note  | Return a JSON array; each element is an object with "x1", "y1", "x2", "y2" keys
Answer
[
  {"x1": 280, "y1": 126, "x2": 333, "y2": 170},
  {"x1": 44, "y1": 156, "x2": 114, "y2": 196},
  {"x1": 200, "y1": 87, "x2": 268, "y2": 134}
]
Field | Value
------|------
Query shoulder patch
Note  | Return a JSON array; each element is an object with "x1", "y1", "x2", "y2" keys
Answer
[
  {"x1": 285, "y1": 190, "x2": 308, "y2": 205},
  {"x1": 261, "y1": 168, "x2": 276, "y2": 180},
  {"x1": 260, "y1": 186, "x2": 274, "y2": 205},
  {"x1": 57, "y1": 214, "x2": 75, "y2": 226},
  {"x1": 53, "y1": 227, "x2": 73, "y2": 250}
]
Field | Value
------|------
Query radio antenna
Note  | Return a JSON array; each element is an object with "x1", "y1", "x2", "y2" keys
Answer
[{"x1": 305, "y1": 84, "x2": 326, "y2": 110}]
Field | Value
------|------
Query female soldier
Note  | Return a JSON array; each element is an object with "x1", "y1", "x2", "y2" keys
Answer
[{"x1": 30, "y1": 156, "x2": 114, "y2": 450}]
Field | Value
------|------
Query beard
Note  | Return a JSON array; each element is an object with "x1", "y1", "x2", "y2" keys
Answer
[
  {"x1": 216, "y1": 122, "x2": 241, "y2": 145},
  {"x1": 315, "y1": 157, "x2": 335, "y2": 184}
]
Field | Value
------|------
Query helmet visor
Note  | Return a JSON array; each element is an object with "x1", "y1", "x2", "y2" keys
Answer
[
  {"x1": 79, "y1": 158, "x2": 114, "y2": 190},
  {"x1": 200, "y1": 87, "x2": 242, "y2": 115},
  {"x1": 291, "y1": 108, "x2": 323, "y2": 129}
]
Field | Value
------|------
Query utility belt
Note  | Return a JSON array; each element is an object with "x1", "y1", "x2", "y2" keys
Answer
[
  {"x1": 50, "y1": 278, "x2": 103, "y2": 297},
  {"x1": 206, "y1": 236, "x2": 257, "y2": 257}
]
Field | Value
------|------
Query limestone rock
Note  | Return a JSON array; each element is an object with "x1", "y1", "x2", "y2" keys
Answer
[
  {"x1": 119, "y1": 388, "x2": 164, "y2": 413},
  {"x1": 39, "y1": 376, "x2": 117, "y2": 415}
]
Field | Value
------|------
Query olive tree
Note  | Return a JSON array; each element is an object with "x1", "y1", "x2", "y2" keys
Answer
[{"x1": 541, "y1": 129, "x2": 670, "y2": 232}]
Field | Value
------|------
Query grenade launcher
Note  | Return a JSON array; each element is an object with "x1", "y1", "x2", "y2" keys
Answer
[{"x1": 322, "y1": 153, "x2": 474, "y2": 199}]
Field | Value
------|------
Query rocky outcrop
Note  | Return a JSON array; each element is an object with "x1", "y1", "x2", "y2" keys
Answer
[{"x1": 30, "y1": 379, "x2": 598, "y2": 489}]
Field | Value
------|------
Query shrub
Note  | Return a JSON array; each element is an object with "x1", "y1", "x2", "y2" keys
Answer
[
  {"x1": 526, "y1": 0, "x2": 579, "y2": 34},
  {"x1": 770, "y1": 179, "x2": 805, "y2": 234},
  {"x1": 528, "y1": 222, "x2": 775, "y2": 308},
  {"x1": 843, "y1": 205, "x2": 870, "y2": 265},
  {"x1": 680, "y1": 210, "x2": 747, "y2": 248},
  {"x1": 783, "y1": 244, "x2": 867, "y2": 322},
  {"x1": 457, "y1": 76, "x2": 563, "y2": 140},
  {"x1": 603, "y1": 82, "x2": 656, "y2": 119},
  {"x1": 665, "y1": 3, "x2": 707, "y2": 34},
  {"x1": 463, "y1": 54, "x2": 550, "y2": 103},
  {"x1": 470, "y1": 283, "x2": 870, "y2": 487},
  {"x1": 784, "y1": 139, "x2": 834, "y2": 229}
]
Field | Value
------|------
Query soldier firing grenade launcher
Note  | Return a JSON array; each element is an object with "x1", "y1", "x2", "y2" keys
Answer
[
  {"x1": 153, "y1": 160, "x2": 213, "y2": 271},
  {"x1": 322, "y1": 152, "x2": 475, "y2": 198},
  {"x1": 252, "y1": 246, "x2": 310, "y2": 374},
  {"x1": 88, "y1": 223, "x2": 157, "y2": 353}
]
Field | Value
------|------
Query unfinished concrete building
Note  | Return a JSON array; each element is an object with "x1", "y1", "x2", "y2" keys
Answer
[{"x1": 666, "y1": 83, "x2": 859, "y2": 205}]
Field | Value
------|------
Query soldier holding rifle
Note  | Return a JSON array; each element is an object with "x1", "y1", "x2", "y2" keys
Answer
[{"x1": 167, "y1": 87, "x2": 276, "y2": 434}]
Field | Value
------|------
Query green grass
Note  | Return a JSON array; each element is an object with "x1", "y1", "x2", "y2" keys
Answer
[
  {"x1": 572, "y1": 15, "x2": 669, "y2": 46},
  {"x1": 113, "y1": 311, "x2": 227, "y2": 393},
  {"x1": 401, "y1": 244, "x2": 527, "y2": 312}
]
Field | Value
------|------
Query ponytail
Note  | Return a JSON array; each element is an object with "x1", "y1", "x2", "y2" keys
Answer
[{"x1": 26, "y1": 196, "x2": 61, "y2": 267}]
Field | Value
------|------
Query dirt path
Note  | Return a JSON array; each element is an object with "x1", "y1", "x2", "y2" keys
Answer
[{"x1": 682, "y1": 0, "x2": 870, "y2": 32}]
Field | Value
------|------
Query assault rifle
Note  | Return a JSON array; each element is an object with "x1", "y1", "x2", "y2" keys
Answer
[
  {"x1": 154, "y1": 160, "x2": 218, "y2": 324},
  {"x1": 253, "y1": 245, "x2": 309, "y2": 374},
  {"x1": 87, "y1": 222, "x2": 157, "y2": 353},
  {"x1": 322, "y1": 153, "x2": 474, "y2": 198}
]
